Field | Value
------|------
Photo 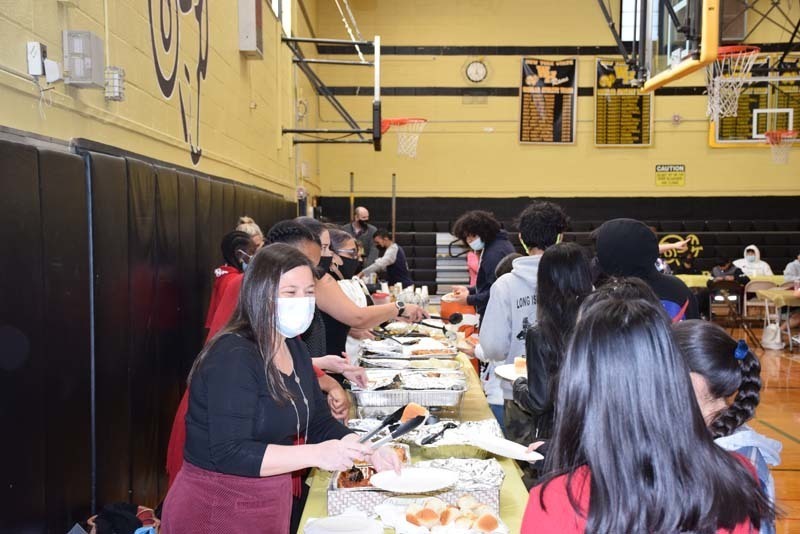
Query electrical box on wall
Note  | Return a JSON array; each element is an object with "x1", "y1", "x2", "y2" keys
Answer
[
  {"x1": 239, "y1": 0, "x2": 264, "y2": 58},
  {"x1": 63, "y1": 30, "x2": 105, "y2": 87}
]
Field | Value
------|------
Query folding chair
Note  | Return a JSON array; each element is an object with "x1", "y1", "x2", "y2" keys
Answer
[
  {"x1": 708, "y1": 280, "x2": 762, "y2": 349},
  {"x1": 742, "y1": 280, "x2": 777, "y2": 321}
]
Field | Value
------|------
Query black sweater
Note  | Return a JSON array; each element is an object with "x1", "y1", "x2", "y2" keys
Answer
[
  {"x1": 184, "y1": 334, "x2": 351, "y2": 477},
  {"x1": 512, "y1": 327, "x2": 556, "y2": 440}
]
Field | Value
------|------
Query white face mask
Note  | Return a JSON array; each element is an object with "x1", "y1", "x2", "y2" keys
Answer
[
  {"x1": 468, "y1": 237, "x2": 485, "y2": 251},
  {"x1": 276, "y1": 297, "x2": 315, "y2": 338},
  {"x1": 746, "y1": 254, "x2": 756, "y2": 263}
]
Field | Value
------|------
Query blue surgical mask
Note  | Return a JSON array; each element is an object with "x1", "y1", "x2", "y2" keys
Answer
[
  {"x1": 746, "y1": 254, "x2": 756, "y2": 263},
  {"x1": 468, "y1": 238, "x2": 485, "y2": 251}
]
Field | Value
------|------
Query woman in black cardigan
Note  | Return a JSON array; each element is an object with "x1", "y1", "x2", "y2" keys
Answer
[{"x1": 162, "y1": 244, "x2": 400, "y2": 534}]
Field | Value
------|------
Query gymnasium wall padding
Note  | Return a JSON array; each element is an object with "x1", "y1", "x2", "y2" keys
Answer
[
  {"x1": 0, "y1": 138, "x2": 295, "y2": 533},
  {"x1": 38, "y1": 149, "x2": 93, "y2": 530},
  {"x1": 0, "y1": 140, "x2": 47, "y2": 531},
  {"x1": 90, "y1": 152, "x2": 133, "y2": 509}
]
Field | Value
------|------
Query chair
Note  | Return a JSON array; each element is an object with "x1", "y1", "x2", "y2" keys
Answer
[
  {"x1": 742, "y1": 280, "x2": 777, "y2": 320},
  {"x1": 708, "y1": 280, "x2": 761, "y2": 348},
  {"x1": 779, "y1": 281, "x2": 796, "y2": 289}
]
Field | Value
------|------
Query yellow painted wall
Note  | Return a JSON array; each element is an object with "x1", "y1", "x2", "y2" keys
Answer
[
  {"x1": 312, "y1": 0, "x2": 800, "y2": 198},
  {"x1": 0, "y1": 0, "x2": 320, "y2": 199}
]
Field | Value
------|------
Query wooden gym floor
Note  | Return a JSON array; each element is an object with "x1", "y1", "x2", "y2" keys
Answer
[{"x1": 740, "y1": 328, "x2": 800, "y2": 533}]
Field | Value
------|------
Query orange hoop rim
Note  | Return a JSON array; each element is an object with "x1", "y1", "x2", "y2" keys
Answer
[
  {"x1": 716, "y1": 45, "x2": 761, "y2": 59},
  {"x1": 764, "y1": 130, "x2": 797, "y2": 145},
  {"x1": 380, "y1": 117, "x2": 427, "y2": 134}
]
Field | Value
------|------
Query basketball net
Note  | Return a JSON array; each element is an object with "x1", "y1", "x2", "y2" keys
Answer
[
  {"x1": 381, "y1": 118, "x2": 427, "y2": 158},
  {"x1": 706, "y1": 45, "x2": 760, "y2": 120},
  {"x1": 765, "y1": 130, "x2": 796, "y2": 164}
]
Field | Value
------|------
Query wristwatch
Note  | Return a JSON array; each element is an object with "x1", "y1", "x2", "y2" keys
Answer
[{"x1": 395, "y1": 300, "x2": 406, "y2": 317}]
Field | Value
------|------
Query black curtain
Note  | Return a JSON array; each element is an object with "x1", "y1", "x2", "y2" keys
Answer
[{"x1": 0, "y1": 138, "x2": 295, "y2": 533}]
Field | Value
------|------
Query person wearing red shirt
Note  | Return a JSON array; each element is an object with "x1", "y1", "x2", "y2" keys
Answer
[
  {"x1": 522, "y1": 294, "x2": 774, "y2": 534},
  {"x1": 204, "y1": 231, "x2": 254, "y2": 329}
]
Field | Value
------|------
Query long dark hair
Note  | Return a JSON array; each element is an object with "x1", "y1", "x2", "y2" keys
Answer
[
  {"x1": 188, "y1": 243, "x2": 314, "y2": 403},
  {"x1": 541, "y1": 297, "x2": 773, "y2": 532},
  {"x1": 533, "y1": 242, "x2": 592, "y2": 400},
  {"x1": 673, "y1": 320, "x2": 761, "y2": 438}
]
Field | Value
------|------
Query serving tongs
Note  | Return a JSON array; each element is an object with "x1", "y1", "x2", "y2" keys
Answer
[
  {"x1": 369, "y1": 415, "x2": 428, "y2": 449},
  {"x1": 357, "y1": 404, "x2": 408, "y2": 443},
  {"x1": 372, "y1": 330, "x2": 420, "y2": 346}
]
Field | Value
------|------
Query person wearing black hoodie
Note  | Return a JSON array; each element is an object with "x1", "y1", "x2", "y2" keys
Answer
[
  {"x1": 451, "y1": 210, "x2": 516, "y2": 317},
  {"x1": 594, "y1": 218, "x2": 699, "y2": 321}
]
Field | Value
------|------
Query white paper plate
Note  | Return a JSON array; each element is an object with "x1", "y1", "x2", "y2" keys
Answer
[
  {"x1": 369, "y1": 467, "x2": 459, "y2": 493},
  {"x1": 468, "y1": 434, "x2": 544, "y2": 463},
  {"x1": 494, "y1": 363, "x2": 526, "y2": 382},
  {"x1": 304, "y1": 515, "x2": 383, "y2": 534}
]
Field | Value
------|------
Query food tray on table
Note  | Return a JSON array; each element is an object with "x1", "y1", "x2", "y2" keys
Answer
[
  {"x1": 351, "y1": 369, "x2": 467, "y2": 408},
  {"x1": 350, "y1": 388, "x2": 466, "y2": 409},
  {"x1": 360, "y1": 338, "x2": 458, "y2": 360},
  {"x1": 349, "y1": 418, "x2": 502, "y2": 460},
  {"x1": 327, "y1": 458, "x2": 504, "y2": 517},
  {"x1": 359, "y1": 357, "x2": 463, "y2": 371}
]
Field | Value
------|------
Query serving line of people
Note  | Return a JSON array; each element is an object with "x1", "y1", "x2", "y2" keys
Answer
[{"x1": 159, "y1": 208, "x2": 782, "y2": 534}]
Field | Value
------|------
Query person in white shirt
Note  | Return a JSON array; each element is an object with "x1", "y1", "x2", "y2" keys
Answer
[
  {"x1": 784, "y1": 252, "x2": 800, "y2": 282},
  {"x1": 733, "y1": 245, "x2": 773, "y2": 277}
]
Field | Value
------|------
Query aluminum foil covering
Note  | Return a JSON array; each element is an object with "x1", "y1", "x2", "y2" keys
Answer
[
  {"x1": 405, "y1": 420, "x2": 502, "y2": 448},
  {"x1": 352, "y1": 370, "x2": 466, "y2": 392},
  {"x1": 414, "y1": 458, "x2": 505, "y2": 490}
]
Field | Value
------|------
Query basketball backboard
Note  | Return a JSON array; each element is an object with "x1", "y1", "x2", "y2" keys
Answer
[{"x1": 640, "y1": 0, "x2": 720, "y2": 92}]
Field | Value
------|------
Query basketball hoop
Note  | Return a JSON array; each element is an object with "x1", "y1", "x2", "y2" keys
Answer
[
  {"x1": 765, "y1": 130, "x2": 796, "y2": 164},
  {"x1": 706, "y1": 45, "x2": 761, "y2": 120},
  {"x1": 381, "y1": 118, "x2": 427, "y2": 158}
]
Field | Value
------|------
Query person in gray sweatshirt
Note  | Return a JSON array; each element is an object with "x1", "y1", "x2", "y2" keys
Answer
[{"x1": 478, "y1": 201, "x2": 569, "y2": 443}]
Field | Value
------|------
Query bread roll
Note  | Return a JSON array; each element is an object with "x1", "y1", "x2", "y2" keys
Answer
[
  {"x1": 416, "y1": 507, "x2": 440, "y2": 528},
  {"x1": 405, "y1": 503, "x2": 423, "y2": 526},
  {"x1": 423, "y1": 497, "x2": 447, "y2": 514},
  {"x1": 440, "y1": 506, "x2": 462, "y2": 525},
  {"x1": 475, "y1": 512, "x2": 500, "y2": 532},
  {"x1": 457, "y1": 495, "x2": 479, "y2": 512}
]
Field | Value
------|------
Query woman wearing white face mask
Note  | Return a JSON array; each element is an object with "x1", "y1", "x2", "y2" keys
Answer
[{"x1": 162, "y1": 244, "x2": 400, "y2": 534}]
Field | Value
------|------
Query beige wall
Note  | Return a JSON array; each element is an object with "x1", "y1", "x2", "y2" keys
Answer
[
  {"x1": 312, "y1": 0, "x2": 800, "y2": 198},
  {"x1": 0, "y1": 0, "x2": 320, "y2": 199}
]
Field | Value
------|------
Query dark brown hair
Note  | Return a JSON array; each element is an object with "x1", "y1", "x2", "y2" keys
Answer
[{"x1": 188, "y1": 243, "x2": 314, "y2": 403}]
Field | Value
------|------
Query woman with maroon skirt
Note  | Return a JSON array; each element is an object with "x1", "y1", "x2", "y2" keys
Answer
[{"x1": 161, "y1": 243, "x2": 400, "y2": 533}]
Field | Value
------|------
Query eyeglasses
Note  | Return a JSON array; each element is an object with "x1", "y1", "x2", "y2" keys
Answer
[{"x1": 334, "y1": 247, "x2": 358, "y2": 258}]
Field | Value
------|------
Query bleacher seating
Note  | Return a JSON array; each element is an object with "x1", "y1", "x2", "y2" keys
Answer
[{"x1": 352, "y1": 219, "x2": 799, "y2": 292}]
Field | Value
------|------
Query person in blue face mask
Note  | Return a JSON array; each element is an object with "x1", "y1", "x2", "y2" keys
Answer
[{"x1": 450, "y1": 210, "x2": 515, "y2": 317}]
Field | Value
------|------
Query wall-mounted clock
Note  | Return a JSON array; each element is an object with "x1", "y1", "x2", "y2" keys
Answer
[{"x1": 465, "y1": 60, "x2": 488, "y2": 83}]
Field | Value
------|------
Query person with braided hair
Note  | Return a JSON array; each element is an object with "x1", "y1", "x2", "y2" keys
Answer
[{"x1": 674, "y1": 320, "x2": 782, "y2": 534}]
